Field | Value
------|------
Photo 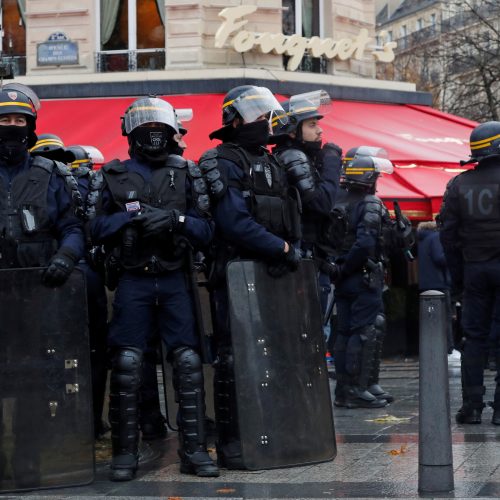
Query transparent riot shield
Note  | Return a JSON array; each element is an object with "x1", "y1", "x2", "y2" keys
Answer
[
  {"x1": 0, "y1": 268, "x2": 94, "y2": 492},
  {"x1": 226, "y1": 259, "x2": 336, "y2": 470}
]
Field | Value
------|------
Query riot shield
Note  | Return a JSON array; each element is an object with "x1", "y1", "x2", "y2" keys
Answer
[
  {"x1": 0, "y1": 268, "x2": 94, "y2": 492},
  {"x1": 226, "y1": 259, "x2": 336, "y2": 470}
]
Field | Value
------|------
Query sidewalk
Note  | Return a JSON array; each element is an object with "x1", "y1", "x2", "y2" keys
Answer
[{"x1": 8, "y1": 357, "x2": 500, "y2": 499}]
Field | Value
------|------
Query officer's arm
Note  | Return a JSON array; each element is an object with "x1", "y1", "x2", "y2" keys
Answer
[
  {"x1": 47, "y1": 173, "x2": 85, "y2": 259},
  {"x1": 179, "y1": 178, "x2": 214, "y2": 248},
  {"x1": 90, "y1": 184, "x2": 135, "y2": 244},
  {"x1": 438, "y1": 178, "x2": 463, "y2": 285},
  {"x1": 341, "y1": 199, "x2": 380, "y2": 276},
  {"x1": 305, "y1": 147, "x2": 342, "y2": 215},
  {"x1": 430, "y1": 234, "x2": 447, "y2": 269}
]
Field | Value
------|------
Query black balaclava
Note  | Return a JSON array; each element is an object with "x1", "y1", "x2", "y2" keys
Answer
[
  {"x1": 0, "y1": 125, "x2": 30, "y2": 165},
  {"x1": 129, "y1": 126, "x2": 172, "y2": 165},
  {"x1": 234, "y1": 120, "x2": 270, "y2": 150}
]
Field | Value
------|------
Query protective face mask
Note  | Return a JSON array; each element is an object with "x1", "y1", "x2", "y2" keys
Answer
[
  {"x1": 0, "y1": 125, "x2": 29, "y2": 165},
  {"x1": 131, "y1": 127, "x2": 169, "y2": 153},
  {"x1": 235, "y1": 120, "x2": 270, "y2": 148}
]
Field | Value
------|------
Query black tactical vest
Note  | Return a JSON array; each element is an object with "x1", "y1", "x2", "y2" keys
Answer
[
  {"x1": 454, "y1": 163, "x2": 500, "y2": 261},
  {"x1": 100, "y1": 156, "x2": 194, "y2": 272},
  {"x1": 217, "y1": 143, "x2": 301, "y2": 241},
  {"x1": 0, "y1": 156, "x2": 59, "y2": 268},
  {"x1": 333, "y1": 187, "x2": 383, "y2": 260}
]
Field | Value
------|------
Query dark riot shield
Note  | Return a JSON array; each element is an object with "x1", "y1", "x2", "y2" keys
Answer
[
  {"x1": 226, "y1": 259, "x2": 336, "y2": 470},
  {"x1": 0, "y1": 268, "x2": 94, "y2": 492}
]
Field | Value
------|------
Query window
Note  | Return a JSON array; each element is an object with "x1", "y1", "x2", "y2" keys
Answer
[
  {"x1": 97, "y1": 0, "x2": 165, "y2": 72},
  {"x1": 282, "y1": 0, "x2": 326, "y2": 73},
  {"x1": 0, "y1": 0, "x2": 26, "y2": 76},
  {"x1": 417, "y1": 18, "x2": 424, "y2": 30},
  {"x1": 430, "y1": 13, "x2": 436, "y2": 26},
  {"x1": 400, "y1": 25, "x2": 407, "y2": 37},
  {"x1": 387, "y1": 31, "x2": 393, "y2": 42}
]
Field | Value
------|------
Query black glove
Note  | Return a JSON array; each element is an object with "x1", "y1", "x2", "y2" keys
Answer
[
  {"x1": 42, "y1": 247, "x2": 78, "y2": 287},
  {"x1": 284, "y1": 244, "x2": 301, "y2": 271},
  {"x1": 133, "y1": 205, "x2": 181, "y2": 236},
  {"x1": 319, "y1": 260, "x2": 342, "y2": 283}
]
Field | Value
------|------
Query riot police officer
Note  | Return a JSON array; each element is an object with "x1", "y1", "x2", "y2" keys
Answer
[
  {"x1": 331, "y1": 147, "x2": 394, "y2": 409},
  {"x1": 199, "y1": 85, "x2": 301, "y2": 469},
  {"x1": 89, "y1": 97, "x2": 218, "y2": 480},
  {"x1": 30, "y1": 133, "x2": 71, "y2": 163},
  {"x1": 271, "y1": 90, "x2": 342, "y2": 349},
  {"x1": 439, "y1": 121, "x2": 500, "y2": 425},
  {"x1": 0, "y1": 85, "x2": 84, "y2": 282}
]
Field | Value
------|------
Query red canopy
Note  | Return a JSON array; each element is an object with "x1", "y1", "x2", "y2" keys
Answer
[{"x1": 36, "y1": 93, "x2": 477, "y2": 220}]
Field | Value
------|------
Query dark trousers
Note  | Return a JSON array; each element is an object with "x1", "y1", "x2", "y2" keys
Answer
[{"x1": 462, "y1": 261, "x2": 500, "y2": 398}]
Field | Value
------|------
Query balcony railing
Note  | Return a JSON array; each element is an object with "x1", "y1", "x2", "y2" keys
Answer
[
  {"x1": 95, "y1": 49, "x2": 166, "y2": 73},
  {"x1": 0, "y1": 55, "x2": 27, "y2": 76}
]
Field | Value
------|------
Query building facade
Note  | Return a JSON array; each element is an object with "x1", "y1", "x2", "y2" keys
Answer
[{"x1": 0, "y1": 0, "x2": 426, "y2": 102}]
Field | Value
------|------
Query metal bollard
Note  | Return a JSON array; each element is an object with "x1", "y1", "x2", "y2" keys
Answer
[{"x1": 418, "y1": 290, "x2": 454, "y2": 493}]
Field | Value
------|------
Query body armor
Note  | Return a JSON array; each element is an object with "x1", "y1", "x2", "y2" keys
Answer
[
  {"x1": 100, "y1": 155, "x2": 207, "y2": 272},
  {"x1": 446, "y1": 164, "x2": 500, "y2": 261},
  {"x1": 201, "y1": 143, "x2": 300, "y2": 242},
  {"x1": 0, "y1": 156, "x2": 74, "y2": 268}
]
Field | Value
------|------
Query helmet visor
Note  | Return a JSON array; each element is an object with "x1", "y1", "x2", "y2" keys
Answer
[
  {"x1": 123, "y1": 98, "x2": 178, "y2": 134},
  {"x1": 372, "y1": 157, "x2": 394, "y2": 175},
  {"x1": 228, "y1": 87, "x2": 288, "y2": 127},
  {"x1": 288, "y1": 89, "x2": 331, "y2": 118},
  {"x1": 355, "y1": 146, "x2": 389, "y2": 159}
]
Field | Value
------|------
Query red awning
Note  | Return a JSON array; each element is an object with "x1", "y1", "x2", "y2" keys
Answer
[{"x1": 35, "y1": 93, "x2": 476, "y2": 220}]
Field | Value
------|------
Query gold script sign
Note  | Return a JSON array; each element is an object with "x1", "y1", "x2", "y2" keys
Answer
[{"x1": 215, "y1": 5, "x2": 397, "y2": 71}]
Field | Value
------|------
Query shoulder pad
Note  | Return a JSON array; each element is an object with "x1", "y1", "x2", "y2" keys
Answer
[
  {"x1": 277, "y1": 148, "x2": 310, "y2": 166},
  {"x1": 199, "y1": 148, "x2": 227, "y2": 200},
  {"x1": 187, "y1": 160, "x2": 202, "y2": 179},
  {"x1": 166, "y1": 154, "x2": 187, "y2": 169},
  {"x1": 102, "y1": 159, "x2": 126, "y2": 173},
  {"x1": 54, "y1": 160, "x2": 72, "y2": 177},
  {"x1": 199, "y1": 148, "x2": 218, "y2": 162},
  {"x1": 30, "y1": 155, "x2": 54, "y2": 173},
  {"x1": 362, "y1": 195, "x2": 383, "y2": 229},
  {"x1": 88, "y1": 169, "x2": 105, "y2": 190}
]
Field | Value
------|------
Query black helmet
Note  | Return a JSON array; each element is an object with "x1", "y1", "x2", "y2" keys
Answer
[
  {"x1": 0, "y1": 84, "x2": 39, "y2": 147},
  {"x1": 30, "y1": 133, "x2": 66, "y2": 160},
  {"x1": 468, "y1": 121, "x2": 500, "y2": 162},
  {"x1": 221, "y1": 85, "x2": 256, "y2": 125},
  {"x1": 343, "y1": 146, "x2": 393, "y2": 188},
  {"x1": 66, "y1": 145, "x2": 93, "y2": 169},
  {"x1": 121, "y1": 96, "x2": 178, "y2": 136},
  {"x1": 272, "y1": 90, "x2": 330, "y2": 136}
]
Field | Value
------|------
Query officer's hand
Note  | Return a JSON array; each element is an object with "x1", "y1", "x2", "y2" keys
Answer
[
  {"x1": 284, "y1": 244, "x2": 301, "y2": 271},
  {"x1": 42, "y1": 248, "x2": 77, "y2": 287},
  {"x1": 135, "y1": 207, "x2": 181, "y2": 236},
  {"x1": 325, "y1": 261, "x2": 342, "y2": 283}
]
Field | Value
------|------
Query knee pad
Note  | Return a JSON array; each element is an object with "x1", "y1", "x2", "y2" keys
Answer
[
  {"x1": 374, "y1": 313, "x2": 386, "y2": 339},
  {"x1": 172, "y1": 347, "x2": 203, "y2": 393},
  {"x1": 110, "y1": 347, "x2": 143, "y2": 392}
]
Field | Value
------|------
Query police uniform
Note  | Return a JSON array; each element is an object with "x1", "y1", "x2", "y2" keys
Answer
[
  {"x1": 439, "y1": 121, "x2": 500, "y2": 425},
  {"x1": 89, "y1": 97, "x2": 218, "y2": 480},
  {"x1": 199, "y1": 85, "x2": 301, "y2": 469},
  {"x1": 331, "y1": 151, "x2": 395, "y2": 409},
  {"x1": 271, "y1": 90, "x2": 342, "y2": 345}
]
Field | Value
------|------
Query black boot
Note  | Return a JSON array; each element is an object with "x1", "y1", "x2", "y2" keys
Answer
[
  {"x1": 173, "y1": 347, "x2": 219, "y2": 477},
  {"x1": 456, "y1": 406, "x2": 483, "y2": 424},
  {"x1": 344, "y1": 384, "x2": 388, "y2": 409},
  {"x1": 213, "y1": 347, "x2": 244, "y2": 469},
  {"x1": 109, "y1": 348, "x2": 142, "y2": 482},
  {"x1": 456, "y1": 385, "x2": 485, "y2": 425},
  {"x1": 367, "y1": 314, "x2": 394, "y2": 403}
]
